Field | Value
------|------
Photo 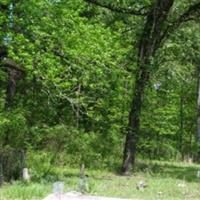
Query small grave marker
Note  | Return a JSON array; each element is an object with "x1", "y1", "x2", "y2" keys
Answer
[
  {"x1": 22, "y1": 168, "x2": 30, "y2": 182},
  {"x1": 53, "y1": 181, "x2": 64, "y2": 200},
  {"x1": 197, "y1": 170, "x2": 200, "y2": 178}
]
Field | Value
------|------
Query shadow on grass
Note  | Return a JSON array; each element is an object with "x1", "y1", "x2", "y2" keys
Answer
[
  {"x1": 44, "y1": 161, "x2": 200, "y2": 184},
  {"x1": 134, "y1": 160, "x2": 200, "y2": 183}
]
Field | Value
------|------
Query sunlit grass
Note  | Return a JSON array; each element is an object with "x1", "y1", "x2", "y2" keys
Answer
[
  {"x1": 0, "y1": 182, "x2": 51, "y2": 200},
  {"x1": 1, "y1": 160, "x2": 200, "y2": 200}
]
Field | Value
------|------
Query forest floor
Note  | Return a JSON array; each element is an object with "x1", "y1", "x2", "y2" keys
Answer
[{"x1": 0, "y1": 160, "x2": 200, "y2": 200}]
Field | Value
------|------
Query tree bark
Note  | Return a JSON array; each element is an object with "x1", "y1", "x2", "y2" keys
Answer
[
  {"x1": 197, "y1": 66, "x2": 200, "y2": 141},
  {"x1": 5, "y1": 69, "x2": 18, "y2": 108},
  {"x1": 122, "y1": 0, "x2": 174, "y2": 174},
  {"x1": 178, "y1": 83, "x2": 184, "y2": 159},
  {"x1": 84, "y1": 0, "x2": 200, "y2": 175},
  {"x1": 122, "y1": 67, "x2": 149, "y2": 174},
  {"x1": 0, "y1": 53, "x2": 24, "y2": 145}
]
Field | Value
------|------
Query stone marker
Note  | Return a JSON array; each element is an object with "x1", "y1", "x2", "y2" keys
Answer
[
  {"x1": 197, "y1": 170, "x2": 200, "y2": 178},
  {"x1": 136, "y1": 180, "x2": 147, "y2": 191},
  {"x1": 22, "y1": 168, "x2": 30, "y2": 182},
  {"x1": 43, "y1": 191, "x2": 132, "y2": 200}
]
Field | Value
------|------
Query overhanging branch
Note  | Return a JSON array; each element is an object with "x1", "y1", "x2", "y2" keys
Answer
[
  {"x1": 84, "y1": 0, "x2": 148, "y2": 16},
  {"x1": 2, "y1": 58, "x2": 25, "y2": 74},
  {"x1": 174, "y1": 2, "x2": 200, "y2": 27},
  {"x1": 165, "y1": 2, "x2": 200, "y2": 36},
  {"x1": 159, "y1": 2, "x2": 200, "y2": 47}
]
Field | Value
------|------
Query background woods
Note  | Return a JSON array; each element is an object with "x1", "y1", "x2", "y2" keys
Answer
[{"x1": 0, "y1": 0, "x2": 200, "y2": 181}]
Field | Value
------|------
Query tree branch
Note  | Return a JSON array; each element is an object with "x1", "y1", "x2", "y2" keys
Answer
[
  {"x1": 158, "y1": 2, "x2": 200, "y2": 48},
  {"x1": 1, "y1": 58, "x2": 25, "y2": 74},
  {"x1": 84, "y1": 0, "x2": 148, "y2": 16},
  {"x1": 168, "y1": 2, "x2": 200, "y2": 32},
  {"x1": 174, "y1": 2, "x2": 200, "y2": 27}
]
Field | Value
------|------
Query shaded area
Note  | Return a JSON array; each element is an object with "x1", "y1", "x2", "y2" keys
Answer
[{"x1": 134, "y1": 160, "x2": 200, "y2": 182}]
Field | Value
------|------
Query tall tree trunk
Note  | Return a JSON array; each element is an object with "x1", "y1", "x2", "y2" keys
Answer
[
  {"x1": 197, "y1": 66, "x2": 200, "y2": 141},
  {"x1": 179, "y1": 91, "x2": 184, "y2": 158},
  {"x1": 122, "y1": 0, "x2": 174, "y2": 174},
  {"x1": 122, "y1": 67, "x2": 149, "y2": 174},
  {"x1": 1, "y1": 58, "x2": 24, "y2": 145},
  {"x1": 5, "y1": 69, "x2": 18, "y2": 109},
  {"x1": 4, "y1": 69, "x2": 18, "y2": 146},
  {"x1": 196, "y1": 65, "x2": 200, "y2": 162}
]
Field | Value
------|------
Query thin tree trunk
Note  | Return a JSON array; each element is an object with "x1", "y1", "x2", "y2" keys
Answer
[
  {"x1": 2, "y1": 59, "x2": 24, "y2": 145},
  {"x1": 197, "y1": 67, "x2": 200, "y2": 141},
  {"x1": 76, "y1": 84, "x2": 81, "y2": 128},
  {"x1": 5, "y1": 69, "x2": 18, "y2": 109},
  {"x1": 179, "y1": 87, "x2": 184, "y2": 158},
  {"x1": 3, "y1": 69, "x2": 18, "y2": 146}
]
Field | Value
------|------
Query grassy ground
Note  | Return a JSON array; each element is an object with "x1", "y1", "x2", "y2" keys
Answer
[{"x1": 1, "y1": 160, "x2": 200, "y2": 200}]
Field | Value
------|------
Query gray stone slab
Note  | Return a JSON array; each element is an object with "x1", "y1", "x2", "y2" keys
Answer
[{"x1": 43, "y1": 191, "x2": 133, "y2": 200}]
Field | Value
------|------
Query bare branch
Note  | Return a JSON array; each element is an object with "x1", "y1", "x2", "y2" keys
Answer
[{"x1": 84, "y1": 0, "x2": 148, "y2": 16}]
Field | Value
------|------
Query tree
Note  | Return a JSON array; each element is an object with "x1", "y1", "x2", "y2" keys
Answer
[
  {"x1": 0, "y1": 0, "x2": 129, "y2": 164},
  {"x1": 85, "y1": 0, "x2": 200, "y2": 174},
  {"x1": 197, "y1": 66, "x2": 200, "y2": 141},
  {"x1": 1, "y1": 0, "x2": 200, "y2": 180}
]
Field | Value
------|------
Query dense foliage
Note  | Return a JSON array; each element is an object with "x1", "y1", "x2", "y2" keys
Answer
[{"x1": 1, "y1": 0, "x2": 200, "y2": 178}]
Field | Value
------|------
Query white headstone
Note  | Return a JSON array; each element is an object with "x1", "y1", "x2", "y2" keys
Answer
[
  {"x1": 53, "y1": 181, "x2": 64, "y2": 195},
  {"x1": 197, "y1": 170, "x2": 200, "y2": 178},
  {"x1": 22, "y1": 168, "x2": 30, "y2": 181}
]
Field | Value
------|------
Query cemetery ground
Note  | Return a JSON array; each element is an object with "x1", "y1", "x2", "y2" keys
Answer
[{"x1": 1, "y1": 160, "x2": 200, "y2": 200}]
